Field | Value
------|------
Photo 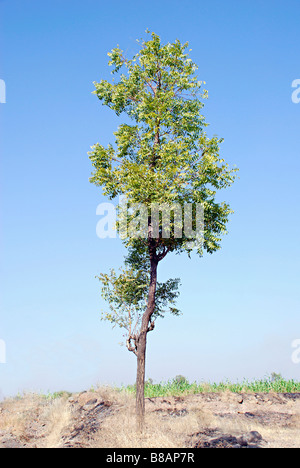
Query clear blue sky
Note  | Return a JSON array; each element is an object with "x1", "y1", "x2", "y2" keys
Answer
[{"x1": 0, "y1": 0, "x2": 299, "y2": 398}]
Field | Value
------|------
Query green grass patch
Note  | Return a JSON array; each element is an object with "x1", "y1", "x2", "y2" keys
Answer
[
  {"x1": 42, "y1": 391, "x2": 73, "y2": 400},
  {"x1": 123, "y1": 376, "x2": 300, "y2": 397}
]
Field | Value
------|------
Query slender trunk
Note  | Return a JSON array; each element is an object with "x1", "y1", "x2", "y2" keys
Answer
[
  {"x1": 136, "y1": 85, "x2": 161, "y2": 430},
  {"x1": 136, "y1": 330, "x2": 147, "y2": 432},
  {"x1": 136, "y1": 256, "x2": 158, "y2": 432}
]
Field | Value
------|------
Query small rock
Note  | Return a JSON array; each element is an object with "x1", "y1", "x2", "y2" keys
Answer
[
  {"x1": 82, "y1": 399, "x2": 98, "y2": 411},
  {"x1": 246, "y1": 431, "x2": 263, "y2": 443},
  {"x1": 240, "y1": 431, "x2": 263, "y2": 445},
  {"x1": 86, "y1": 398, "x2": 98, "y2": 406},
  {"x1": 74, "y1": 424, "x2": 84, "y2": 432},
  {"x1": 236, "y1": 436, "x2": 248, "y2": 447}
]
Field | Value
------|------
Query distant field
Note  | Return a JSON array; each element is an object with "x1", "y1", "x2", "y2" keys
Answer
[{"x1": 123, "y1": 377, "x2": 300, "y2": 398}]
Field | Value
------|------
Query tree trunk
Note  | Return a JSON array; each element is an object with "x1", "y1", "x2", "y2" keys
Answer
[
  {"x1": 136, "y1": 330, "x2": 147, "y2": 432},
  {"x1": 136, "y1": 256, "x2": 158, "y2": 432},
  {"x1": 136, "y1": 126, "x2": 160, "y2": 431}
]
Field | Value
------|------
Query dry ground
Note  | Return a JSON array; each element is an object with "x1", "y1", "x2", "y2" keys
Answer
[{"x1": 0, "y1": 388, "x2": 299, "y2": 448}]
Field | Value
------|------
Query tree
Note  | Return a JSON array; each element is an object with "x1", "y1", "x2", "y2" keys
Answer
[
  {"x1": 88, "y1": 31, "x2": 238, "y2": 431},
  {"x1": 271, "y1": 372, "x2": 283, "y2": 382}
]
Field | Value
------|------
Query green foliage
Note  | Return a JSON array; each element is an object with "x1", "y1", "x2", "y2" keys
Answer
[
  {"x1": 42, "y1": 391, "x2": 73, "y2": 400},
  {"x1": 124, "y1": 377, "x2": 300, "y2": 397},
  {"x1": 89, "y1": 31, "x2": 238, "y2": 256},
  {"x1": 174, "y1": 374, "x2": 189, "y2": 385},
  {"x1": 98, "y1": 264, "x2": 181, "y2": 333},
  {"x1": 271, "y1": 372, "x2": 283, "y2": 382}
]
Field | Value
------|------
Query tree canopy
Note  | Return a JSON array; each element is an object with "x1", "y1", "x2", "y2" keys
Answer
[{"x1": 89, "y1": 31, "x2": 238, "y2": 258}]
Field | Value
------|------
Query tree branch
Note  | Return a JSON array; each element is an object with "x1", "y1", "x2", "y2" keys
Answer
[
  {"x1": 157, "y1": 246, "x2": 171, "y2": 262},
  {"x1": 126, "y1": 335, "x2": 138, "y2": 355},
  {"x1": 147, "y1": 320, "x2": 155, "y2": 333}
]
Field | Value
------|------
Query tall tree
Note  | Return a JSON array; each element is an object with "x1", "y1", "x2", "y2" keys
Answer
[{"x1": 89, "y1": 31, "x2": 238, "y2": 431}]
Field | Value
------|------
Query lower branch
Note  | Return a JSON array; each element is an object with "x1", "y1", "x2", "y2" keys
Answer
[
  {"x1": 147, "y1": 321, "x2": 155, "y2": 333},
  {"x1": 126, "y1": 335, "x2": 138, "y2": 355}
]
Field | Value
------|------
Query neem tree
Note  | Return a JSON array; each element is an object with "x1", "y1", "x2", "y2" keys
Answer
[{"x1": 89, "y1": 31, "x2": 238, "y2": 431}]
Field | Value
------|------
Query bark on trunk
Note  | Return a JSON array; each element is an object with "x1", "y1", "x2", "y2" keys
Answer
[
  {"x1": 136, "y1": 330, "x2": 147, "y2": 432},
  {"x1": 136, "y1": 96, "x2": 161, "y2": 431},
  {"x1": 136, "y1": 256, "x2": 158, "y2": 432}
]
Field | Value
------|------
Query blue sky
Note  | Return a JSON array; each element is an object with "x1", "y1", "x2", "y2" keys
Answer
[{"x1": 0, "y1": 0, "x2": 299, "y2": 397}]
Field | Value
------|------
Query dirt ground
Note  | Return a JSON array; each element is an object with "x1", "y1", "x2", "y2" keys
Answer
[{"x1": 0, "y1": 389, "x2": 299, "y2": 448}]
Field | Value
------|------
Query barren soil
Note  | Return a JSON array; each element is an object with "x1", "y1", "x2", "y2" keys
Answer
[{"x1": 0, "y1": 389, "x2": 299, "y2": 448}]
